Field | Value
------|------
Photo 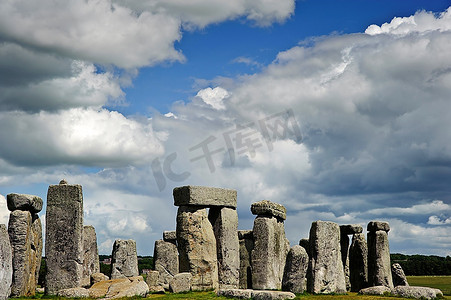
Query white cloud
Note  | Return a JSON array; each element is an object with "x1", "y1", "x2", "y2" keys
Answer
[
  {"x1": 367, "y1": 200, "x2": 451, "y2": 216},
  {"x1": 196, "y1": 87, "x2": 229, "y2": 110},
  {"x1": 428, "y1": 215, "x2": 451, "y2": 225}
]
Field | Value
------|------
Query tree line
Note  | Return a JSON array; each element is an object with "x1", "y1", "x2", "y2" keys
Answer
[{"x1": 391, "y1": 253, "x2": 451, "y2": 275}]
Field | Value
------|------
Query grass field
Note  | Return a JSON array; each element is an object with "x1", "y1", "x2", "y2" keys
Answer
[{"x1": 407, "y1": 275, "x2": 451, "y2": 296}]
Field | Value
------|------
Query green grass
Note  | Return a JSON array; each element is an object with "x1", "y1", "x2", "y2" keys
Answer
[{"x1": 407, "y1": 275, "x2": 451, "y2": 296}]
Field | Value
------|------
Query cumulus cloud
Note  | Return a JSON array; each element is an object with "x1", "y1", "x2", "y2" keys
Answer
[
  {"x1": 428, "y1": 215, "x2": 451, "y2": 225},
  {"x1": 196, "y1": 87, "x2": 229, "y2": 110}
]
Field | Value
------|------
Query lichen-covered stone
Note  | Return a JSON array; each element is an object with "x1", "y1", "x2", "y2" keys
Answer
[
  {"x1": 238, "y1": 230, "x2": 253, "y2": 289},
  {"x1": 282, "y1": 245, "x2": 308, "y2": 293},
  {"x1": 367, "y1": 230, "x2": 393, "y2": 288},
  {"x1": 349, "y1": 233, "x2": 368, "y2": 292},
  {"x1": 209, "y1": 207, "x2": 240, "y2": 289},
  {"x1": 218, "y1": 289, "x2": 296, "y2": 299},
  {"x1": 340, "y1": 224, "x2": 363, "y2": 235},
  {"x1": 154, "y1": 239, "x2": 178, "y2": 289},
  {"x1": 391, "y1": 263, "x2": 408, "y2": 287},
  {"x1": 110, "y1": 239, "x2": 139, "y2": 279},
  {"x1": 367, "y1": 221, "x2": 390, "y2": 232},
  {"x1": 91, "y1": 272, "x2": 109, "y2": 285},
  {"x1": 251, "y1": 200, "x2": 287, "y2": 220},
  {"x1": 45, "y1": 182, "x2": 84, "y2": 295},
  {"x1": 251, "y1": 215, "x2": 289, "y2": 290},
  {"x1": 359, "y1": 285, "x2": 392, "y2": 295},
  {"x1": 82, "y1": 225, "x2": 100, "y2": 287},
  {"x1": 169, "y1": 272, "x2": 192, "y2": 293},
  {"x1": 393, "y1": 286, "x2": 443, "y2": 300},
  {"x1": 89, "y1": 276, "x2": 148, "y2": 299},
  {"x1": 307, "y1": 221, "x2": 346, "y2": 294},
  {"x1": 176, "y1": 206, "x2": 218, "y2": 290},
  {"x1": 0, "y1": 224, "x2": 12, "y2": 300},
  {"x1": 57, "y1": 287, "x2": 90, "y2": 298},
  {"x1": 6, "y1": 194, "x2": 43, "y2": 213},
  {"x1": 173, "y1": 186, "x2": 237, "y2": 208},
  {"x1": 163, "y1": 230, "x2": 177, "y2": 244}
]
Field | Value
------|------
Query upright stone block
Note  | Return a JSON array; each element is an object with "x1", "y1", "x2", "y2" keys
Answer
[
  {"x1": 8, "y1": 210, "x2": 42, "y2": 296},
  {"x1": 110, "y1": 239, "x2": 139, "y2": 279},
  {"x1": 154, "y1": 239, "x2": 179, "y2": 289},
  {"x1": 238, "y1": 230, "x2": 253, "y2": 289},
  {"x1": 307, "y1": 221, "x2": 346, "y2": 294},
  {"x1": 176, "y1": 206, "x2": 218, "y2": 290},
  {"x1": 251, "y1": 214, "x2": 290, "y2": 290},
  {"x1": 173, "y1": 186, "x2": 237, "y2": 208},
  {"x1": 163, "y1": 231, "x2": 177, "y2": 245},
  {"x1": 392, "y1": 263, "x2": 409, "y2": 287},
  {"x1": 299, "y1": 238, "x2": 310, "y2": 256},
  {"x1": 209, "y1": 207, "x2": 240, "y2": 289},
  {"x1": 340, "y1": 226, "x2": 351, "y2": 291},
  {"x1": 282, "y1": 245, "x2": 309, "y2": 293},
  {"x1": 0, "y1": 224, "x2": 12, "y2": 300},
  {"x1": 349, "y1": 233, "x2": 368, "y2": 292},
  {"x1": 82, "y1": 226, "x2": 100, "y2": 287},
  {"x1": 367, "y1": 222, "x2": 393, "y2": 289},
  {"x1": 45, "y1": 181, "x2": 84, "y2": 294}
]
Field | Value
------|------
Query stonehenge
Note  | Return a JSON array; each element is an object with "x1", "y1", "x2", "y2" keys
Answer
[{"x1": 0, "y1": 182, "x2": 444, "y2": 299}]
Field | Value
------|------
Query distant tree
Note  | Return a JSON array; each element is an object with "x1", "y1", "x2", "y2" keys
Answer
[{"x1": 391, "y1": 253, "x2": 451, "y2": 275}]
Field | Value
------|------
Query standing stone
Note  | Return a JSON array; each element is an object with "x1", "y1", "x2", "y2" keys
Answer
[
  {"x1": 176, "y1": 206, "x2": 218, "y2": 291},
  {"x1": 0, "y1": 224, "x2": 12, "y2": 300},
  {"x1": 299, "y1": 238, "x2": 310, "y2": 256},
  {"x1": 307, "y1": 221, "x2": 346, "y2": 294},
  {"x1": 163, "y1": 231, "x2": 177, "y2": 245},
  {"x1": 82, "y1": 226, "x2": 100, "y2": 287},
  {"x1": 349, "y1": 233, "x2": 368, "y2": 292},
  {"x1": 110, "y1": 239, "x2": 139, "y2": 279},
  {"x1": 173, "y1": 185, "x2": 237, "y2": 208},
  {"x1": 251, "y1": 202, "x2": 290, "y2": 291},
  {"x1": 238, "y1": 230, "x2": 253, "y2": 289},
  {"x1": 367, "y1": 221, "x2": 393, "y2": 289},
  {"x1": 153, "y1": 239, "x2": 179, "y2": 289},
  {"x1": 8, "y1": 210, "x2": 42, "y2": 296},
  {"x1": 209, "y1": 207, "x2": 240, "y2": 289},
  {"x1": 46, "y1": 181, "x2": 84, "y2": 294},
  {"x1": 392, "y1": 263, "x2": 409, "y2": 287},
  {"x1": 282, "y1": 245, "x2": 309, "y2": 293},
  {"x1": 340, "y1": 226, "x2": 351, "y2": 291}
]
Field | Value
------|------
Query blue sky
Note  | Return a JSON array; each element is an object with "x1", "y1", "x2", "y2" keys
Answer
[{"x1": 0, "y1": 0, "x2": 451, "y2": 256}]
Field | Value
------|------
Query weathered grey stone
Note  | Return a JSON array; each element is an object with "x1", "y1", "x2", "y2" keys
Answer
[
  {"x1": 391, "y1": 263, "x2": 408, "y2": 287},
  {"x1": 238, "y1": 230, "x2": 253, "y2": 289},
  {"x1": 251, "y1": 215, "x2": 290, "y2": 290},
  {"x1": 153, "y1": 239, "x2": 178, "y2": 289},
  {"x1": 367, "y1": 221, "x2": 390, "y2": 232},
  {"x1": 163, "y1": 230, "x2": 177, "y2": 244},
  {"x1": 81, "y1": 225, "x2": 100, "y2": 287},
  {"x1": 91, "y1": 272, "x2": 109, "y2": 285},
  {"x1": 209, "y1": 207, "x2": 240, "y2": 289},
  {"x1": 145, "y1": 270, "x2": 159, "y2": 287},
  {"x1": 173, "y1": 185, "x2": 237, "y2": 208},
  {"x1": 45, "y1": 182, "x2": 84, "y2": 295},
  {"x1": 169, "y1": 272, "x2": 192, "y2": 293},
  {"x1": 8, "y1": 210, "x2": 42, "y2": 296},
  {"x1": 340, "y1": 224, "x2": 363, "y2": 235},
  {"x1": 89, "y1": 276, "x2": 148, "y2": 299},
  {"x1": 393, "y1": 286, "x2": 443, "y2": 299},
  {"x1": 298, "y1": 238, "x2": 309, "y2": 256},
  {"x1": 307, "y1": 220, "x2": 347, "y2": 294},
  {"x1": 282, "y1": 245, "x2": 308, "y2": 293},
  {"x1": 0, "y1": 224, "x2": 12, "y2": 300},
  {"x1": 340, "y1": 227, "x2": 350, "y2": 291},
  {"x1": 6, "y1": 194, "x2": 43, "y2": 213},
  {"x1": 57, "y1": 287, "x2": 90, "y2": 298},
  {"x1": 251, "y1": 200, "x2": 286, "y2": 220},
  {"x1": 359, "y1": 285, "x2": 392, "y2": 295},
  {"x1": 367, "y1": 230, "x2": 393, "y2": 288},
  {"x1": 110, "y1": 239, "x2": 139, "y2": 279},
  {"x1": 217, "y1": 289, "x2": 296, "y2": 300},
  {"x1": 349, "y1": 233, "x2": 368, "y2": 292},
  {"x1": 217, "y1": 288, "x2": 253, "y2": 299},
  {"x1": 176, "y1": 206, "x2": 218, "y2": 291}
]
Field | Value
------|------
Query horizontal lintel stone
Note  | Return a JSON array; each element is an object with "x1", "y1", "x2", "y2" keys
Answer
[{"x1": 173, "y1": 186, "x2": 237, "y2": 208}]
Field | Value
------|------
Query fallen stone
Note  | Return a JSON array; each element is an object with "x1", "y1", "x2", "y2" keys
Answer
[
  {"x1": 217, "y1": 288, "x2": 253, "y2": 299},
  {"x1": 36, "y1": 287, "x2": 44, "y2": 293},
  {"x1": 349, "y1": 233, "x2": 368, "y2": 292},
  {"x1": 0, "y1": 224, "x2": 12, "y2": 300},
  {"x1": 45, "y1": 182, "x2": 84, "y2": 294},
  {"x1": 340, "y1": 224, "x2": 363, "y2": 235},
  {"x1": 6, "y1": 194, "x2": 43, "y2": 213},
  {"x1": 217, "y1": 289, "x2": 296, "y2": 300},
  {"x1": 393, "y1": 286, "x2": 443, "y2": 300},
  {"x1": 359, "y1": 285, "x2": 392, "y2": 295},
  {"x1": 145, "y1": 270, "x2": 159, "y2": 287},
  {"x1": 82, "y1": 225, "x2": 100, "y2": 287},
  {"x1": 367, "y1": 221, "x2": 390, "y2": 232},
  {"x1": 110, "y1": 239, "x2": 139, "y2": 279},
  {"x1": 391, "y1": 263, "x2": 409, "y2": 287},
  {"x1": 176, "y1": 206, "x2": 218, "y2": 290},
  {"x1": 56, "y1": 287, "x2": 90, "y2": 298},
  {"x1": 209, "y1": 206, "x2": 240, "y2": 289},
  {"x1": 149, "y1": 285, "x2": 165, "y2": 293},
  {"x1": 307, "y1": 220, "x2": 347, "y2": 294},
  {"x1": 154, "y1": 239, "x2": 178, "y2": 289},
  {"x1": 91, "y1": 272, "x2": 109, "y2": 285},
  {"x1": 238, "y1": 230, "x2": 253, "y2": 289},
  {"x1": 173, "y1": 185, "x2": 237, "y2": 208},
  {"x1": 169, "y1": 272, "x2": 192, "y2": 293},
  {"x1": 367, "y1": 229, "x2": 393, "y2": 288},
  {"x1": 298, "y1": 238, "x2": 309, "y2": 256},
  {"x1": 282, "y1": 245, "x2": 308, "y2": 293},
  {"x1": 251, "y1": 200, "x2": 287, "y2": 220},
  {"x1": 89, "y1": 276, "x2": 148, "y2": 299},
  {"x1": 163, "y1": 230, "x2": 177, "y2": 244},
  {"x1": 252, "y1": 214, "x2": 289, "y2": 290}
]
